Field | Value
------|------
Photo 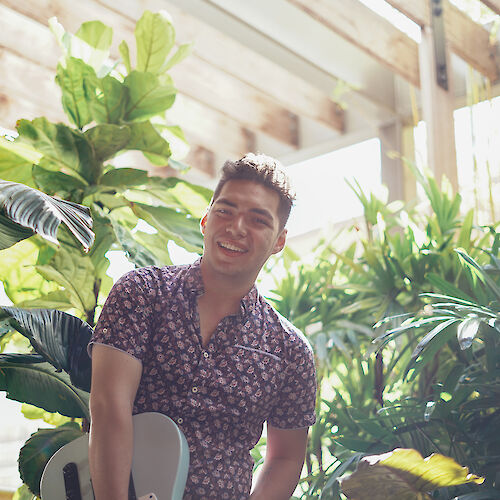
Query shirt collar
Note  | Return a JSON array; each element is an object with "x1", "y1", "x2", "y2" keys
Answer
[{"x1": 184, "y1": 258, "x2": 259, "y2": 317}]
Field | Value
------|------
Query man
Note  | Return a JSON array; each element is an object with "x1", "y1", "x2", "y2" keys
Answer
[{"x1": 88, "y1": 153, "x2": 317, "y2": 499}]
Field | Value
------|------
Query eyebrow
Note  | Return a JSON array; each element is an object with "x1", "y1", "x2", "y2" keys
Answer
[{"x1": 214, "y1": 198, "x2": 275, "y2": 221}]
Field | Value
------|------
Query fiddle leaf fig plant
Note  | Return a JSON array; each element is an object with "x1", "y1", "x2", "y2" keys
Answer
[{"x1": 0, "y1": 9, "x2": 211, "y2": 498}]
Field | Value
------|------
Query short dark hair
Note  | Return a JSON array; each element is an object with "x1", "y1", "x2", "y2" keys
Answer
[{"x1": 212, "y1": 153, "x2": 295, "y2": 230}]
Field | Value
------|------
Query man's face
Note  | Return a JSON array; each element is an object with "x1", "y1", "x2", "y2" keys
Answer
[{"x1": 200, "y1": 179, "x2": 287, "y2": 283}]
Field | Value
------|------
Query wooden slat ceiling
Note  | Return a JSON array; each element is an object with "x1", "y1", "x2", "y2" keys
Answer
[{"x1": 0, "y1": 0, "x2": 499, "y2": 181}]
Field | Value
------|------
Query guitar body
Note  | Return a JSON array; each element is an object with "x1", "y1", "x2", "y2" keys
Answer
[{"x1": 40, "y1": 412, "x2": 190, "y2": 500}]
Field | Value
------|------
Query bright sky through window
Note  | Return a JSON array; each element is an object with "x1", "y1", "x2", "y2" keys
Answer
[{"x1": 285, "y1": 138, "x2": 383, "y2": 238}]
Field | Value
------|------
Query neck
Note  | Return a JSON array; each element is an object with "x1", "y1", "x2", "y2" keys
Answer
[{"x1": 199, "y1": 259, "x2": 255, "y2": 303}]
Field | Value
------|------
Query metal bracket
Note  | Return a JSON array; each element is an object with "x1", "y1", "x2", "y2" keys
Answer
[{"x1": 430, "y1": 0, "x2": 449, "y2": 90}]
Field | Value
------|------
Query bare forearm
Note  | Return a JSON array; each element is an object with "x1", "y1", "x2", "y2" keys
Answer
[
  {"x1": 249, "y1": 457, "x2": 303, "y2": 500},
  {"x1": 89, "y1": 413, "x2": 133, "y2": 500}
]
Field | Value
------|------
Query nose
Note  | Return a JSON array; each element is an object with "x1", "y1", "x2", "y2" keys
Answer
[{"x1": 226, "y1": 215, "x2": 247, "y2": 237}]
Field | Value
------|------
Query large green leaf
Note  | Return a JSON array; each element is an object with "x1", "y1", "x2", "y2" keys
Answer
[
  {"x1": 126, "y1": 122, "x2": 171, "y2": 165},
  {"x1": 0, "y1": 357, "x2": 89, "y2": 418},
  {"x1": 32, "y1": 165, "x2": 87, "y2": 199},
  {"x1": 84, "y1": 124, "x2": 131, "y2": 162},
  {"x1": 87, "y1": 74, "x2": 128, "y2": 124},
  {"x1": 132, "y1": 202, "x2": 203, "y2": 252},
  {"x1": 36, "y1": 248, "x2": 97, "y2": 313},
  {"x1": 0, "y1": 137, "x2": 36, "y2": 186},
  {"x1": 0, "y1": 240, "x2": 56, "y2": 304},
  {"x1": 135, "y1": 10, "x2": 175, "y2": 75},
  {"x1": 19, "y1": 422, "x2": 83, "y2": 498},
  {"x1": 100, "y1": 167, "x2": 149, "y2": 189},
  {"x1": 146, "y1": 176, "x2": 213, "y2": 217},
  {"x1": 340, "y1": 448, "x2": 484, "y2": 500},
  {"x1": 55, "y1": 58, "x2": 96, "y2": 129},
  {"x1": 112, "y1": 223, "x2": 167, "y2": 267},
  {"x1": 0, "y1": 307, "x2": 92, "y2": 391},
  {"x1": 0, "y1": 212, "x2": 34, "y2": 249},
  {"x1": 0, "y1": 180, "x2": 94, "y2": 251},
  {"x1": 124, "y1": 71, "x2": 176, "y2": 122},
  {"x1": 76, "y1": 20, "x2": 112, "y2": 51},
  {"x1": 16, "y1": 118, "x2": 97, "y2": 183},
  {"x1": 17, "y1": 290, "x2": 74, "y2": 310}
]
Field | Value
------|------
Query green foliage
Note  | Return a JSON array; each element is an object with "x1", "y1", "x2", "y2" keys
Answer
[
  {"x1": 19, "y1": 422, "x2": 83, "y2": 497},
  {"x1": 266, "y1": 168, "x2": 500, "y2": 498},
  {"x1": 0, "y1": 9, "x2": 210, "y2": 497},
  {"x1": 340, "y1": 448, "x2": 484, "y2": 500}
]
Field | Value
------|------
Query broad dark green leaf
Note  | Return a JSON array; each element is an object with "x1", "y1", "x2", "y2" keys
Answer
[
  {"x1": 16, "y1": 117, "x2": 98, "y2": 183},
  {"x1": 32, "y1": 165, "x2": 87, "y2": 198},
  {"x1": 126, "y1": 121, "x2": 171, "y2": 165},
  {"x1": 135, "y1": 10, "x2": 175, "y2": 75},
  {"x1": 0, "y1": 358, "x2": 89, "y2": 418},
  {"x1": 0, "y1": 307, "x2": 92, "y2": 391},
  {"x1": 112, "y1": 223, "x2": 165, "y2": 267},
  {"x1": 0, "y1": 180, "x2": 94, "y2": 251},
  {"x1": 133, "y1": 231, "x2": 173, "y2": 266},
  {"x1": 84, "y1": 124, "x2": 131, "y2": 162},
  {"x1": 0, "y1": 212, "x2": 34, "y2": 249},
  {"x1": 87, "y1": 74, "x2": 128, "y2": 124},
  {"x1": 100, "y1": 167, "x2": 149, "y2": 188},
  {"x1": 55, "y1": 58, "x2": 96, "y2": 129},
  {"x1": 132, "y1": 202, "x2": 203, "y2": 252},
  {"x1": 124, "y1": 71, "x2": 176, "y2": 122},
  {"x1": 19, "y1": 422, "x2": 83, "y2": 497}
]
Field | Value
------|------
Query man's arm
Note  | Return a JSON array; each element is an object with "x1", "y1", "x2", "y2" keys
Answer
[
  {"x1": 89, "y1": 344, "x2": 142, "y2": 500},
  {"x1": 249, "y1": 425, "x2": 309, "y2": 500}
]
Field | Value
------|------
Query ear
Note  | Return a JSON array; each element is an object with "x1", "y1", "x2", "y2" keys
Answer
[
  {"x1": 271, "y1": 228, "x2": 287, "y2": 254},
  {"x1": 200, "y1": 213, "x2": 208, "y2": 234}
]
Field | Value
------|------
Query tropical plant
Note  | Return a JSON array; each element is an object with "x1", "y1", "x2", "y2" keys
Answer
[
  {"x1": 0, "y1": 10, "x2": 211, "y2": 498},
  {"x1": 265, "y1": 168, "x2": 499, "y2": 499}
]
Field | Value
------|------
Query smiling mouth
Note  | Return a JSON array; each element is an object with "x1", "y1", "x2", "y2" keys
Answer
[{"x1": 218, "y1": 241, "x2": 247, "y2": 253}]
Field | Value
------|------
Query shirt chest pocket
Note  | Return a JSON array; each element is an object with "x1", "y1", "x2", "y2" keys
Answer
[{"x1": 219, "y1": 345, "x2": 283, "y2": 418}]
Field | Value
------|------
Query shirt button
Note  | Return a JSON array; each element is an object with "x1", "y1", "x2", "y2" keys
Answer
[
  {"x1": 192, "y1": 386, "x2": 198, "y2": 393},
  {"x1": 203, "y1": 351, "x2": 209, "y2": 359},
  {"x1": 177, "y1": 417, "x2": 183, "y2": 424}
]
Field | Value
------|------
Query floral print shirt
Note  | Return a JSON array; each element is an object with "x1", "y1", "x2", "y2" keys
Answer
[{"x1": 90, "y1": 259, "x2": 317, "y2": 499}]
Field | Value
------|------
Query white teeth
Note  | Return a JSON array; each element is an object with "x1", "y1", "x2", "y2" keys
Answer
[{"x1": 219, "y1": 242, "x2": 246, "y2": 252}]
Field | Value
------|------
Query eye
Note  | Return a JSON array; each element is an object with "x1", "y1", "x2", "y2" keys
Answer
[{"x1": 253, "y1": 217, "x2": 270, "y2": 226}]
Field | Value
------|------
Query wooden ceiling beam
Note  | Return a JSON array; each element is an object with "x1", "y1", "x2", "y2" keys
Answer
[
  {"x1": 98, "y1": 0, "x2": 344, "y2": 133},
  {"x1": 0, "y1": 45, "x2": 253, "y2": 161},
  {"x1": 386, "y1": 0, "x2": 499, "y2": 81},
  {"x1": 1, "y1": 0, "x2": 300, "y2": 147},
  {"x1": 0, "y1": 3, "x2": 256, "y2": 158},
  {"x1": 480, "y1": 0, "x2": 500, "y2": 15},
  {"x1": 287, "y1": 0, "x2": 420, "y2": 87}
]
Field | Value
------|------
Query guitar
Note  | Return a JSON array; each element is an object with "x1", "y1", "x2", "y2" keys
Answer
[{"x1": 40, "y1": 412, "x2": 190, "y2": 500}]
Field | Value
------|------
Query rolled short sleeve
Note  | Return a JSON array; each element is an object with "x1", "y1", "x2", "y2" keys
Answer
[
  {"x1": 268, "y1": 337, "x2": 317, "y2": 429},
  {"x1": 89, "y1": 269, "x2": 154, "y2": 362}
]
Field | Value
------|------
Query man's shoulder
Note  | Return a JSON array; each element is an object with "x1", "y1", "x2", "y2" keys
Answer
[
  {"x1": 116, "y1": 263, "x2": 192, "y2": 289},
  {"x1": 258, "y1": 297, "x2": 314, "y2": 356}
]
